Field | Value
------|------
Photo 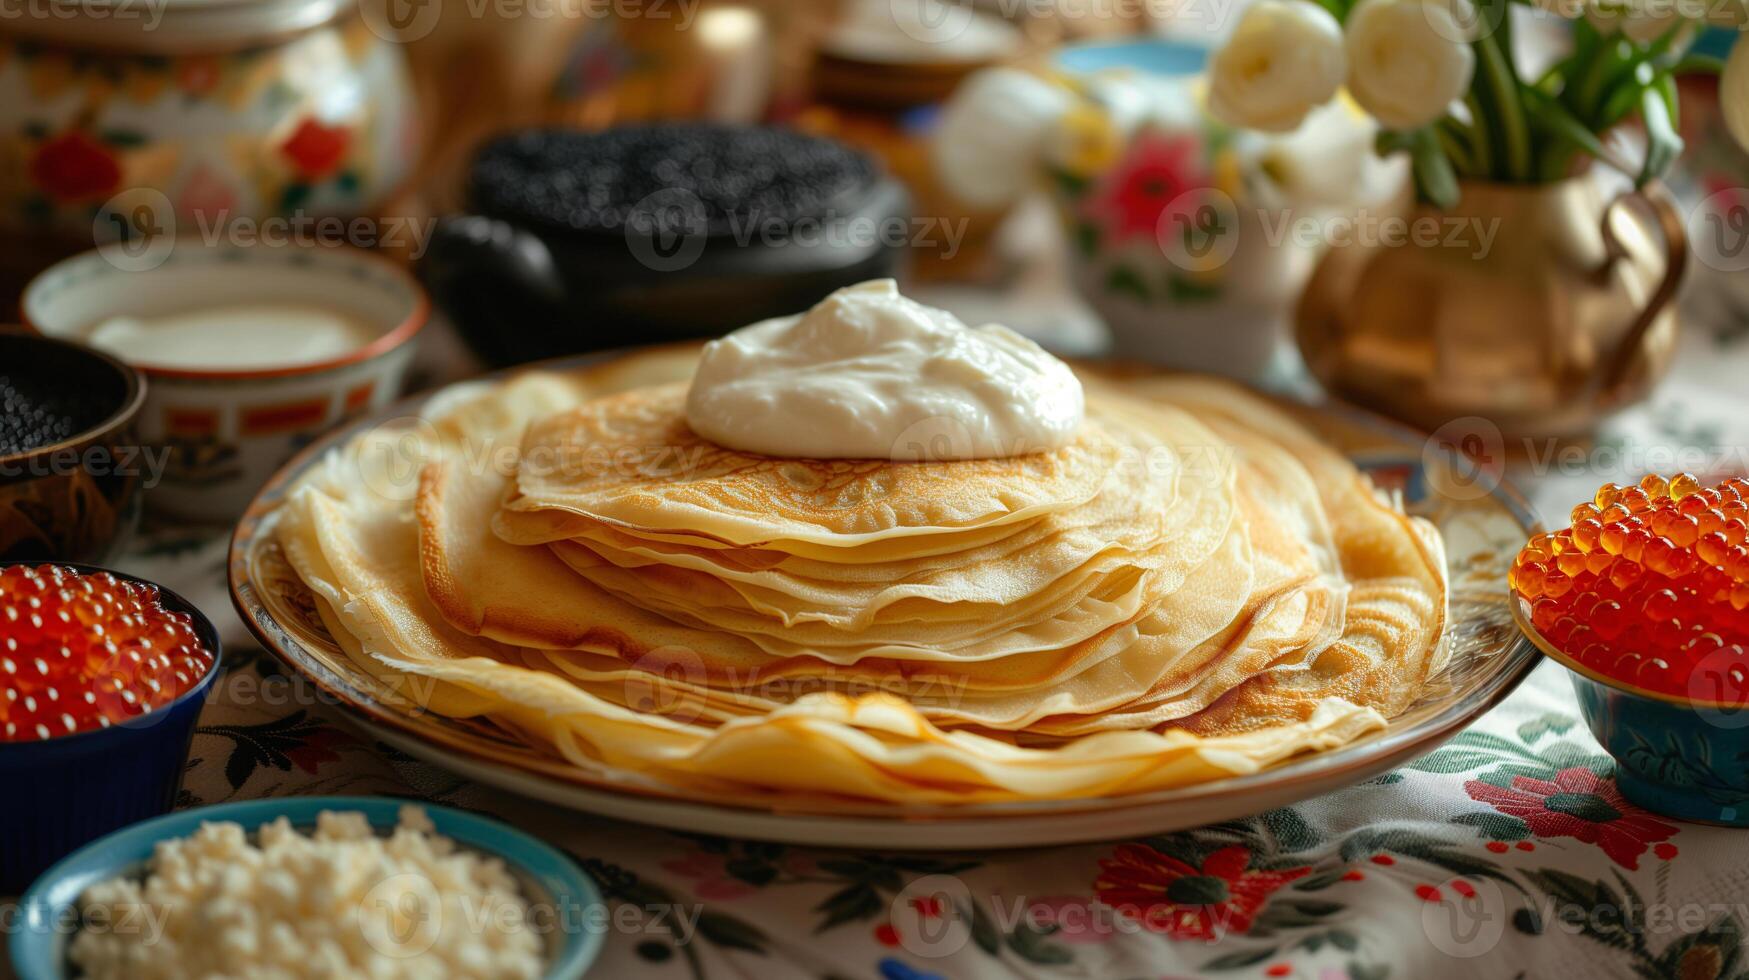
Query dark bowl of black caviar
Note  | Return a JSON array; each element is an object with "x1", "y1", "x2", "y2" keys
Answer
[
  {"x1": 420, "y1": 124, "x2": 909, "y2": 367},
  {"x1": 0, "y1": 329, "x2": 147, "y2": 564}
]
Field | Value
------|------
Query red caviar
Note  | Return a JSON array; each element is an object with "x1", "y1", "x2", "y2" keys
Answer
[
  {"x1": 1510, "y1": 474, "x2": 1749, "y2": 700},
  {"x1": 0, "y1": 564, "x2": 213, "y2": 741}
]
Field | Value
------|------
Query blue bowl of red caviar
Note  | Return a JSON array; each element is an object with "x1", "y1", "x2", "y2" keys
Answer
[
  {"x1": 1510, "y1": 474, "x2": 1749, "y2": 826},
  {"x1": 0, "y1": 562, "x2": 221, "y2": 893}
]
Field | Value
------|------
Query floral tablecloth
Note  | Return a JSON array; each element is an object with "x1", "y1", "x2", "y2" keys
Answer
[{"x1": 82, "y1": 279, "x2": 1749, "y2": 980}]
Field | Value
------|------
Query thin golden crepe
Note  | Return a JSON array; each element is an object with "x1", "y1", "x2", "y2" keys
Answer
[{"x1": 272, "y1": 347, "x2": 1447, "y2": 805}]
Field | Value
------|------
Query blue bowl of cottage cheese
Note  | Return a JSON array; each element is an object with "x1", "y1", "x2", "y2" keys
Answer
[{"x1": 11, "y1": 796, "x2": 604, "y2": 980}]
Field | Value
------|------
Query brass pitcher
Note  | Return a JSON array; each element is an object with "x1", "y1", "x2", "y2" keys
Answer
[{"x1": 1296, "y1": 176, "x2": 1687, "y2": 439}]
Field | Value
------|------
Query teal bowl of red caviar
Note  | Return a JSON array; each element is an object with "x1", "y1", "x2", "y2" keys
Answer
[
  {"x1": 1511, "y1": 473, "x2": 1749, "y2": 826},
  {"x1": 0, "y1": 562, "x2": 221, "y2": 893}
]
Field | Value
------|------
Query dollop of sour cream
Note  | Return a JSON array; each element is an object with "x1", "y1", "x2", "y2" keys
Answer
[{"x1": 685, "y1": 280, "x2": 1084, "y2": 460}]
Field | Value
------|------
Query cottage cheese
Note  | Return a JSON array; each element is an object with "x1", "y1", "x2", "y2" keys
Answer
[{"x1": 68, "y1": 806, "x2": 545, "y2": 980}]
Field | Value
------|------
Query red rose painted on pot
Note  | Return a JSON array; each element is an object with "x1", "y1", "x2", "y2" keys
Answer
[
  {"x1": 177, "y1": 55, "x2": 222, "y2": 96},
  {"x1": 1085, "y1": 133, "x2": 1210, "y2": 246},
  {"x1": 1464, "y1": 767, "x2": 1680, "y2": 870},
  {"x1": 30, "y1": 131, "x2": 123, "y2": 204},
  {"x1": 1094, "y1": 843, "x2": 1309, "y2": 941},
  {"x1": 281, "y1": 117, "x2": 352, "y2": 181}
]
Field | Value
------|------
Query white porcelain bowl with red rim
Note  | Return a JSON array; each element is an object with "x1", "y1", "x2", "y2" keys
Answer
[{"x1": 22, "y1": 242, "x2": 427, "y2": 521}]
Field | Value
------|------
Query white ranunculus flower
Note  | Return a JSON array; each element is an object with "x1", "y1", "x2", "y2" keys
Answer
[
  {"x1": 1724, "y1": 33, "x2": 1749, "y2": 155},
  {"x1": 1344, "y1": 0, "x2": 1478, "y2": 130},
  {"x1": 1585, "y1": 0, "x2": 1682, "y2": 43},
  {"x1": 1207, "y1": 0, "x2": 1347, "y2": 134},
  {"x1": 930, "y1": 68, "x2": 1073, "y2": 209}
]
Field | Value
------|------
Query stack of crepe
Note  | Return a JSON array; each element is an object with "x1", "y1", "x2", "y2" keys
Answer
[{"x1": 274, "y1": 348, "x2": 1448, "y2": 805}]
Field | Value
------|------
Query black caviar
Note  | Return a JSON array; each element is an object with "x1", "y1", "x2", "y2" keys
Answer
[
  {"x1": 468, "y1": 125, "x2": 876, "y2": 238},
  {"x1": 0, "y1": 374, "x2": 104, "y2": 456}
]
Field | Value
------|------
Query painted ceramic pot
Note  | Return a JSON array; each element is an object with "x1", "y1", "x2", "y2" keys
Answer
[
  {"x1": 1515, "y1": 595, "x2": 1749, "y2": 826},
  {"x1": 0, "y1": 0, "x2": 418, "y2": 245},
  {"x1": 1042, "y1": 40, "x2": 1348, "y2": 381},
  {"x1": 23, "y1": 243, "x2": 427, "y2": 522}
]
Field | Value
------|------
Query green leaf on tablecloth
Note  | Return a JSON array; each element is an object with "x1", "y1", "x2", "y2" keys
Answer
[
  {"x1": 199, "y1": 709, "x2": 346, "y2": 790},
  {"x1": 1409, "y1": 749, "x2": 1509, "y2": 774},
  {"x1": 577, "y1": 857, "x2": 635, "y2": 898},
  {"x1": 1337, "y1": 828, "x2": 1523, "y2": 895},
  {"x1": 1261, "y1": 808, "x2": 1320, "y2": 854},
  {"x1": 748, "y1": 842, "x2": 786, "y2": 861},
  {"x1": 1612, "y1": 869, "x2": 1651, "y2": 937},
  {"x1": 1293, "y1": 869, "x2": 1349, "y2": 892},
  {"x1": 696, "y1": 910, "x2": 768, "y2": 953},
  {"x1": 1139, "y1": 834, "x2": 1214, "y2": 871},
  {"x1": 1451, "y1": 811, "x2": 1531, "y2": 840},
  {"x1": 725, "y1": 857, "x2": 778, "y2": 887},
  {"x1": 1362, "y1": 772, "x2": 1405, "y2": 785},
  {"x1": 1654, "y1": 912, "x2": 1745, "y2": 980},
  {"x1": 1527, "y1": 870, "x2": 1640, "y2": 955},
  {"x1": 1473, "y1": 762, "x2": 1558, "y2": 788},
  {"x1": 1202, "y1": 947, "x2": 1277, "y2": 970},
  {"x1": 1518, "y1": 713, "x2": 1575, "y2": 743},
  {"x1": 962, "y1": 899, "x2": 1001, "y2": 956},
  {"x1": 1448, "y1": 730, "x2": 1549, "y2": 758},
  {"x1": 1514, "y1": 906, "x2": 1544, "y2": 935},
  {"x1": 1329, "y1": 929, "x2": 1359, "y2": 951},
  {"x1": 887, "y1": 856, "x2": 980, "y2": 875},
  {"x1": 1006, "y1": 922, "x2": 1073, "y2": 965},
  {"x1": 1257, "y1": 899, "x2": 1344, "y2": 930},
  {"x1": 1347, "y1": 960, "x2": 1391, "y2": 980},
  {"x1": 1541, "y1": 741, "x2": 1615, "y2": 774},
  {"x1": 815, "y1": 882, "x2": 883, "y2": 932}
]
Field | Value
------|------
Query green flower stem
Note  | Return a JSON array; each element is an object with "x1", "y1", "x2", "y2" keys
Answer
[
  {"x1": 1410, "y1": 127, "x2": 1461, "y2": 209},
  {"x1": 1436, "y1": 117, "x2": 1476, "y2": 175},
  {"x1": 1575, "y1": 37, "x2": 1632, "y2": 124},
  {"x1": 1598, "y1": 61, "x2": 1657, "y2": 130},
  {"x1": 1462, "y1": 94, "x2": 1495, "y2": 180},
  {"x1": 1476, "y1": 31, "x2": 1532, "y2": 181}
]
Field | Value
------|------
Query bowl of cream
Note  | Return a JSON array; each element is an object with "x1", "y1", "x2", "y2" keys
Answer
[{"x1": 22, "y1": 242, "x2": 427, "y2": 521}]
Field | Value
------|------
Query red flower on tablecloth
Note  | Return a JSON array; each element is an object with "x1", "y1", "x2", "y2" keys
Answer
[
  {"x1": 660, "y1": 851, "x2": 757, "y2": 901},
  {"x1": 1464, "y1": 767, "x2": 1679, "y2": 870},
  {"x1": 30, "y1": 131, "x2": 122, "y2": 203},
  {"x1": 176, "y1": 162, "x2": 240, "y2": 223},
  {"x1": 284, "y1": 725, "x2": 351, "y2": 774},
  {"x1": 1084, "y1": 133, "x2": 1209, "y2": 246},
  {"x1": 177, "y1": 55, "x2": 222, "y2": 96},
  {"x1": 1094, "y1": 843, "x2": 1309, "y2": 941},
  {"x1": 281, "y1": 117, "x2": 351, "y2": 181}
]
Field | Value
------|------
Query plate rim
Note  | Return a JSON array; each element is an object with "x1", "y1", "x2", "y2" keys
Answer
[{"x1": 227, "y1": 346, "x2": 1545, "y2": 838}]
